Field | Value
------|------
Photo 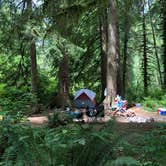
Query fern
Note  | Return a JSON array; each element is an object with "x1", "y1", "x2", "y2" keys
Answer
[{"x1": 109, "y1": 156, "x2": 140, "y2": 166}]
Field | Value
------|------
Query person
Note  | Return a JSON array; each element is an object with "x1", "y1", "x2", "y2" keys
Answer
[
  {"x1": 94, "y1": 104, "x2": 104, "y2": 117},
  {"x1": 86, "y1": 106, "x2": 94, "y2": 117}
]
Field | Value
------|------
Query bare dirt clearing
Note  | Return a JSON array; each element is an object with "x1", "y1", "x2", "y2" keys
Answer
[
  {"x1": 116, "y1": 107, "x2": 166, "y2": 123},
  {"x1": 27, "y1": 107, "x2": 166, "y2": 125}
]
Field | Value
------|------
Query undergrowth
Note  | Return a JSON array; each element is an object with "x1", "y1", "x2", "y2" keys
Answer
[
  {"x1": 0, "y1": 87, "x2": 37, "y2": 116},
  {"x1": 0, "y1": 116, "x2": 166, "y2": 166},
  {"x1": 142, "y1": 96, "x2": 166, "y2": 112}
]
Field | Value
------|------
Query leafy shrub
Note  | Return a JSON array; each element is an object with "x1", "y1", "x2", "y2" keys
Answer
[
  {"x1": 1, "y1": 119, "x2": 166, "y2": 166},
  {"x1": 47, "y1": 111, "x2": 73, "y2": 128},
  {"x1": 142, "y1": 96, "x2": 166, "y2": 112},
  {"x1": 109, "y1": 156, "x2": 140, "y2": 166},
  {"x1": 0, "y1": 86, "x2": 37, "y2": 115},
  {"x1": 0, "y1": 119, "x2": 115, "y2": 166},
  {"x1": 148, "y1": 88, "x2": 165, "y2": 100}
]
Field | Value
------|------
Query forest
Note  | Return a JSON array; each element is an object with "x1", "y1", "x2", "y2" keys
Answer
[{"x1": 0, "y1": 0, "x2": 166, "y2": 165}]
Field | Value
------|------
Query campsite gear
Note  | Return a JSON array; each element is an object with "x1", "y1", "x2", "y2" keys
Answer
[
  {"x1": 157, "y1": 108, "x2": 166, "y2": 116},
  {"x1": 104, "y1": 88, "x2": 107, "y2": 97},
  {"x1": 136, "y1": 103, "x2": 141, "y2": 107},
  {"x1": 117, "y1": 100, "x2": 123, "y2": 108},
  {"x1": 113, "y1": 95, "x2": 127, "y2": 112},
  {"x1": 66, "y1": 110, "x2": 82, "y2": 118},
  {"x1": 74, "y1": 89, "x2": 96, "y2": 109}
]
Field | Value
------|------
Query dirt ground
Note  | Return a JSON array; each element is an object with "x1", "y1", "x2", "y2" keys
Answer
[
  {"x1": 27, "y1": 107, "x2": 166, "y2": 125},
  {"x1": 115, "y1": 107, "x2": 166, "y2": 123}
]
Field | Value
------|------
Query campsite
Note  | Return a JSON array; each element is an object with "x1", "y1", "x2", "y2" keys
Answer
[{"x1": 0, "y1": 0, "x2": 166, "y2": 165}]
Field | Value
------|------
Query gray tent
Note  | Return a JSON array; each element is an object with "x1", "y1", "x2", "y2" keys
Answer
[{"x1": 73, "y1": 89, "x2": 96, "y2": 109}]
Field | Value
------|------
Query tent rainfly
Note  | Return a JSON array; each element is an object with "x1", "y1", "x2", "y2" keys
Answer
[{"x1": 73, "y1": 89, "x2": 96, "y2": 109}]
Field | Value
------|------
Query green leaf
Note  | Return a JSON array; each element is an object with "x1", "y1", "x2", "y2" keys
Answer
[
  {"x1": 59, "y1": 144, "x2": 67, "y2": 148},
  {"x1": 62, "y1": 130, "x2": 68, "y2": 134},
  {"x1": 111, "y1": 156, "x2": 140, "y2": 166},
  {"x1": 74, "y1": 138, "x2": 86, "y2": 145},
  {"x1": 19, "y1": 136, "x2": 30, "y2": 141}
]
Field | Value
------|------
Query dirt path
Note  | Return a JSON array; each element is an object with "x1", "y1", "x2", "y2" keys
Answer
[
  {"x1": 125, "y1": 107, "x2": 166, "y2": 122},
  {"x1": 27, "y1": 107, "x2": 166, "y2": 125},
  {"x1": 27, "y1": 116, "x2": 48, "y2": 126}
]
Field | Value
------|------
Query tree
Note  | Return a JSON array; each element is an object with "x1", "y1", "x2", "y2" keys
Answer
[
  {"x1": 142, "y1": 0, "x2": 148, "y2": 95},
  {"x1": 161, "y1": 0, "x2": 166, "y2": 89},
  {"x1": 99, "y1": 8, "x2": 107, "y2": 101},
  {"x1": 57, "y1": 43, "x2": 72, "y2": 109},
  {"x1": 121, "y1": 0, "x2": 132, "y2": 97},
  {"x1": 106, "y1": 0, "x2": 119, "y2": 104},
  {"x1": 30, "y1": 37, "x2": 38, "y2": 95},
  {"x1": 147, "y1": 0, "x2": 162, "y2": 86},
  {"x1": 26, "y1": 0, "x2": 39, "y2": 96}
]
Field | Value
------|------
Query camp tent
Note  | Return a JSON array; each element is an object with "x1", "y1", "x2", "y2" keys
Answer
[{"x1": 73, "y1": 89, "x2": 96, "y2": 109}]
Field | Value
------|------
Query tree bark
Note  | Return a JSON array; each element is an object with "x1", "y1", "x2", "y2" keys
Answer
[
  {"x1": 162, "y1": 1, "x2": 166, "y2": 89},
  {"x1": 99, "y1": 8, "x2": 107, "y2": 101},
  {"x1": 143, "y1": 1, "x2": 148, "y2": 95},
  {"x1": 106, "y1": 0, "x2": 119, "y2": 104},
  {"x1": 57, "y1": 44, "x2": 73, "y2": 109},
  {"x1": 30, "y1": 38, "x2": 38, "y2": 95},
  {"x1": 122, "y1": 17, "x2": 131, "y2": 98},
  {"x1": 148, "y1": 0, "x2": 162, "y2": 86},
  {"x1": 27, "y1": 0, "x2": 39, "y2": 96},
  {"x1": 59, "y1": 54, "x2": 69, "y2": 95},
  {"x1": 122, "y1": 31, "x2": 129, "y2": 98}
]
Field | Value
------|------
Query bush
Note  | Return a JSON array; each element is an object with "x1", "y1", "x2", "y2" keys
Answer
[
  {"x1": 0, "y1": 120, "x2": 115, "y2": 166},
  {"x1": 142, "y1": 96, "x2": 166, "y2": 112},
  {"x1": 0, "y1": 86, "x2": 37, "y2": 116},
  {"x1": 1, "y1": 119, "x2": 166, "y2": 166}
]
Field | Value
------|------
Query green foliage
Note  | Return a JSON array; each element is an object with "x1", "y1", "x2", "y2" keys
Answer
[
  {"x1": 1, "y1": 120, "x2": 166, "y2": 165},
  {"x1": 37, "y1": 71, "x2": 57, "y2": 104},
  {"x1": 0, "y1": 1, "x2": 166, "y2": 165},
  {"x1": 47, "y1": 111, "x2": 73, "y2": 128},
  {"x1": 0, "y1": 119, "x2": 115, "y2": 166},
  {"x1": 142, "y1": 88, "x2": 166, "y2": 112},
  {"x1": 110, "y1": 156, "x2": 140, "y2": 166},
  {"x1": 0, "y1": 86, "x2": 37, "y2": 115}
]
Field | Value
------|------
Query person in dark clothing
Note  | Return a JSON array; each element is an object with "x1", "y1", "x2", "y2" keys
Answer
[
  {"x1": 94, "y1": 104, "x2": 104, "y2": 117},
  {"x1": 86, "y1": 106, "x2": 94, "y2": 117}
]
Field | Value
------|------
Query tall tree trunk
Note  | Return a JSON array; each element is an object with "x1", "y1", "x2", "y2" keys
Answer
[
  {"x1": 30, "y1": 38, "x2": 38, "y2": 95},
  {"x1": 27, "y1": 0, "x2": 40, "y2": 113},
  {"x1": 106, "y1": 0, "x2": 119, "y2": 105},
  {"x1": 59, "y1": 54, "x2": 69, "y2": 95},
  {"x1": 57, "y1": 44, "x2": 73, "y2": 109},
  {"x1": 143, "y1": 1, "x2": 148, "y2": 95},
  {"x1": 162, "y1": 1, "x2": 166, "y2": 89},
  {"x1": 148, "y1": 0, "x2": 162, "y2": 86},
  {"x1": 26, "y1": 0, "x2": 38, "y2": 95},
  {"x1": 116, "y1": 20, "x2": 121, "y2": 97},
  {"x1": 122, "y1": 31, "x2": 129, "y2": 98},
  {"x1": 121, "y1": 1, "x2": 132, "y2": 98},
  {"x1": 122, "y1": 16, "x2": 131, "y2": 97},
  {"x1": 99, "y1": 9, "x2": 107, "y2": 101}
]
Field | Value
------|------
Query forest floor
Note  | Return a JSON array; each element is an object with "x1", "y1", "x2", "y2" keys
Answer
[
  {"x1": 27, "y1": 107, "x2": 166, "y2": 126},
  {"x1": 115, "y1": 107, "x2": 166, "y2": 123}
]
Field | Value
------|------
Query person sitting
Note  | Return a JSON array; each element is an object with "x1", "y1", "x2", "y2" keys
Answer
[
  {"x1": 94, "y1": 104, "x2": 104, "y2": 117},
  {"x1": 85, "y1": 106, "x2": 94, "y2": 117}
]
